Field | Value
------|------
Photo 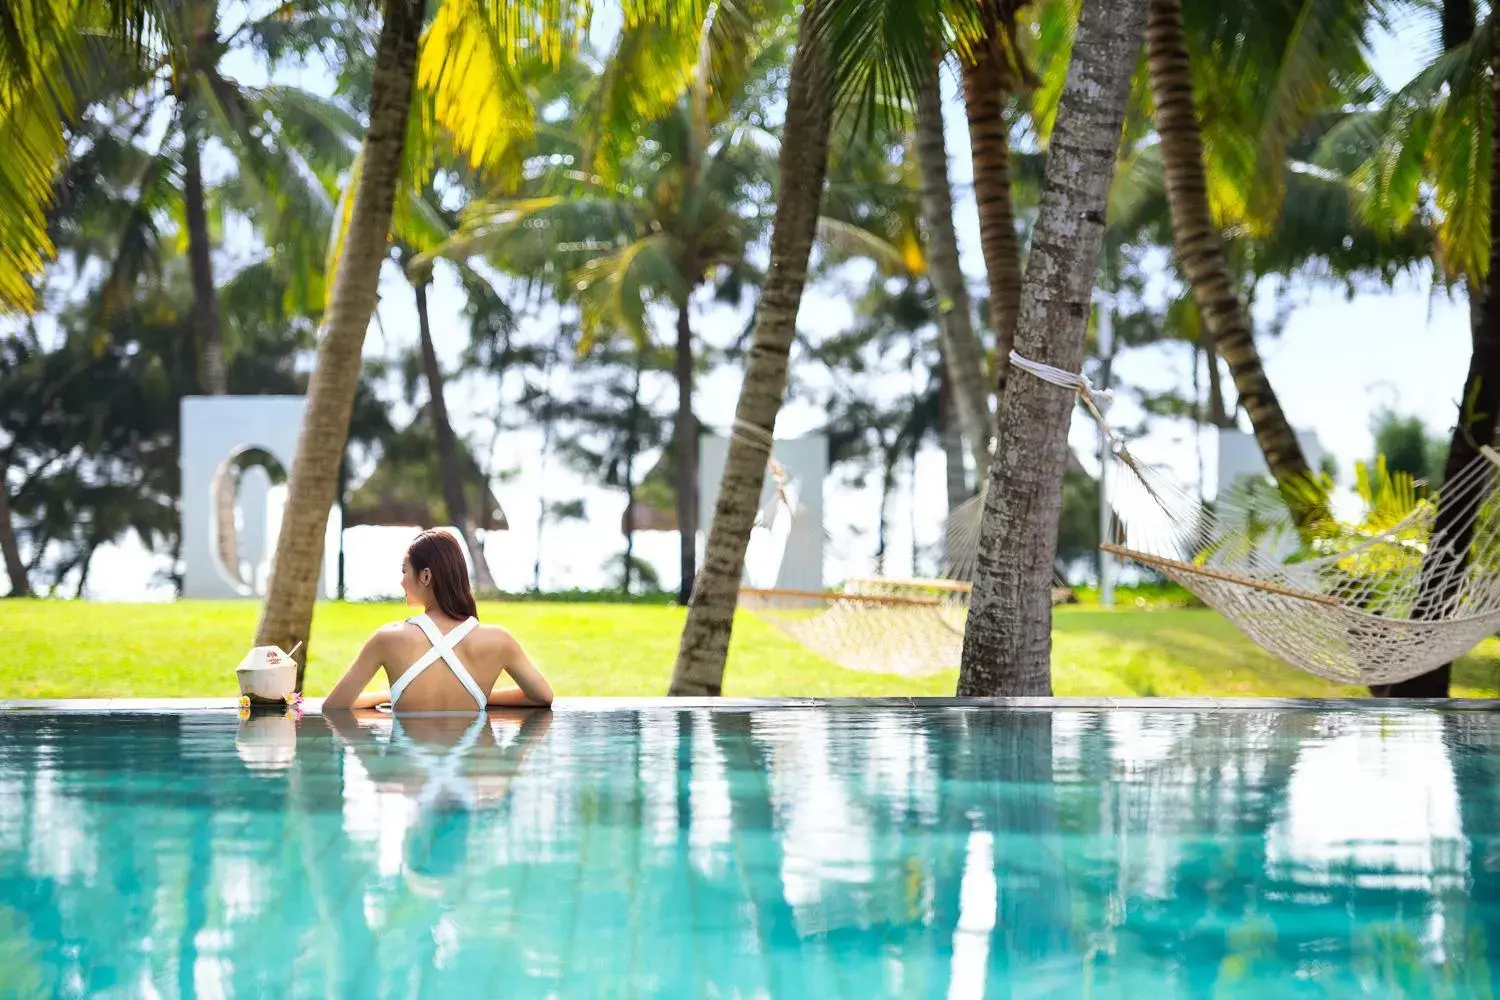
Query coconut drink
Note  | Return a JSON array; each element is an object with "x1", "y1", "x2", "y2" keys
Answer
[{"x1": 236, "y1": 641, "x2": 302, "y2": 704}]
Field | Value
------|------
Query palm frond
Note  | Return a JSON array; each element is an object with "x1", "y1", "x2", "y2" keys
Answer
[
  {"x1": 815, "y1": 215, "x2": 918, "y2": 276},
  {"x1": 416, "y1": 0, "x2": 589, "y2": 179},
  {"x1": 804, "y1": 0, "x2": 982, "y2": 133},
  {"x1": 572, "y1": 232, "x2": 688, "y2": 348},
  {"x1": 1252, "y1": 0, "x2": 1384, "y2": 220}
]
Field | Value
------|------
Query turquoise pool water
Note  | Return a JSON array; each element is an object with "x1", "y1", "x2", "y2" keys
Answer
[{"x1": 1, "y1": 705, "x2": 1497, "y2": 997}]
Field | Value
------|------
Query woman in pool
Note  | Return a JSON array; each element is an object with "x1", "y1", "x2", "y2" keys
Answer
[{"x1": 323, "y1": 529, "x2": 553, "y2": 711}]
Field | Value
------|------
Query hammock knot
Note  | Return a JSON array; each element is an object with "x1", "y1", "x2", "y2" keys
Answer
[{"x1": 1009, "y1": 350, "x2": 1114, "y2": 410}]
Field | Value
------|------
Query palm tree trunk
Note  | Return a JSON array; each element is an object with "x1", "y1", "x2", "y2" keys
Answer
[
  {"x1": 1146, "y1": 0, "x2": 1313, "y2": 507},
  {"x1": 674, "y1": 299, "x2": 699, "y2": 605},
  {"x1": 254, "y1": 0, "x2": 425, "y2": 682},
  {"x1": 957, "y1": 0, "x2": 1146, "y2": 697},
  {"x1": 668, "y1": 1, "x2": 832, "y2": 696},
  {"x1": 962, "y1": 14, "x2": 1024, "y2": 401},
  {"x1": 1375, "y1": 273, "x2": 1500, "y2": 695},
  {"x1": 0, "y1": 468, "x2": 29, "y2": 596},
  {"x1": 875, "y1": 438, "x2": 898, "y2": 575},
  {"x1": 414, "y1": 271, "x2": 497, "y2": 593},
  {"x1": 916, "y1": 57, "x2": 993, "y2": 480},
  {"x1": 183, "y1": 125, "x2": 244, "y2": 588},
  {"x1": 1203, "y1": 330, "x2": 1232, "y2": 427},
  {"x1": 622, "y1": 347, "x2": 644, "y2": 595},
  {"x1": 939, "y1": 361, "x2": 969, "y2": 511},
  {"x1": 182, "y1": 126, "x2": 226, "y2": 396}
]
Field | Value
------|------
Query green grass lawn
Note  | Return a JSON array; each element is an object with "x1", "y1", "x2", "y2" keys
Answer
[{"x1": 2, "y1": 598, "x2": 1498, "y2": 699}]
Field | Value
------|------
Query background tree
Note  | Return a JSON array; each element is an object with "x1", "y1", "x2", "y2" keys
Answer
[{"x1": 958, "y1": 0, "x2": 1147, "y2": 697}]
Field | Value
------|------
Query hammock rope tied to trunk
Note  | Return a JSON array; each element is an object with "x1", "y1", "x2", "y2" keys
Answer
[
  {"x1": 736, "y1": 352, "x2": 1500, "y2": 685},
  {"x1": 1008, "y1": 350, "x2": 1500, "y2": 686}
]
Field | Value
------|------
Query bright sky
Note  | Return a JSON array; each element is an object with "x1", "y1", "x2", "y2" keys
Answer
[{"x1": 41, "y1": 10, "x2": 1482, "y2": 602}]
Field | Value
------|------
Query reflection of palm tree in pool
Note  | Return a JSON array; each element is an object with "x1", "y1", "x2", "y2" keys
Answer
[
  {"x1": 1442, "y1": 713, "x2": 1500, "y2": 994},
  {"x1": 708, "y1": 711, "x2": 802, "y2": 997}
]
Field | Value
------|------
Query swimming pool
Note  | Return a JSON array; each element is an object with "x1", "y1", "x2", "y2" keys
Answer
[{"x1": 1, "y1": 701, "x2": 1497, "y2": 997}]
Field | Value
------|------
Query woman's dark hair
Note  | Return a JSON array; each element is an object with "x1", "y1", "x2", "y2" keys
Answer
[{"x1": 407, "y1": 529, "x2": 479, "y2": 620}]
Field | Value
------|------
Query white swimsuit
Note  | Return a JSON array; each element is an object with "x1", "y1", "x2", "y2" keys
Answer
[{"x1": 389, "y1": 613, "x2": 486, "y2": 709}]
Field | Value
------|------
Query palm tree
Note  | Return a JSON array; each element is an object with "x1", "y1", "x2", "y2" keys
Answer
[
  {"x1": 668, "y1": 0, "x2": 834, "y2": 695},
  {"x1": 253, "y1": 0, "x2": 437, "y2": 670},
  {"x1": 915, "y1": 57, "x2": 994, "y2": 481},
  {"x1": 1145, "y1": 0, "x2": 1311, "y2": 507},
  {"x1": 961, "y1": 0, "x2": 1037, "y2": 403},
  {"x1": 404, "y1": 250, "x2": 501, "y2": 593},
  {"x1": 956, "y1": 0, "x2": 1146, "y2": 697},
  {"x1": 258, "y1": 0, "x2": 758, "y2": 667},
  {"x1": 1360, "y1": 3, "x2": 1500, "y2": 697},
  {"x1": 427, "y1": 9, "x2": 788, "y2": 604}
]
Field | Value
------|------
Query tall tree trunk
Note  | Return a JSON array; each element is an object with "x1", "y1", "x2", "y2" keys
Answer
[
  {"x1": 938, "y1": 359, "x2": 971, "y2": 512},
  {"x1": 1375, "y1": 302, "x2": 1500, "y2": 693},
  {"x1": 674, "y1": 299, "x2": 699, "y2": 605},
  {"x1": 1203, "y1": 330, "x2": 1232, "y2": 427},
  {"x1": 182, "y1": 126, "x2": 226, "y2": 396},
  {"x1": 957, "y1": 0, "x2": 1146, "y2": 697},
  {"x1": 254, "y1": 0, "x2": 425, "y2": 684},
  {"x1": 0, "y1": 468, "x2": 29, "y2": 596},
  {"x1": 622, "y1": 347, "x2": 644, "y2": 595},
  {"x1": 875, "y1": 438, "x2": 898, "y2": 575},
  {"x1": 668, "y1": 1, "x2": 832, "y2": 696},
  {"x1": 413, "y1": 270, "x2": 498, "y2": 594},
  {"x1": 1146, "y1": 0, "x2": 1313, "y2": 508},
  {"x1": 915, "y1": 57, "x2": 993, "y2": 479},
  {"x1": 184, "y1": 125, "x2": 244, "y2": 588},
  {"x1": 73, "y1": 539, "x2": 97, "y2": 598},
  {"x1": 962, "y1": 8, "x2": 1025, "y2": 403},
  {"x1": 1375, "y1": 0, "x2": 1492, "y2": 700}
]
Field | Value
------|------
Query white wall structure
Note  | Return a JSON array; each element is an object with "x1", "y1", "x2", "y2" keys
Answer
[
  {"x1": 699, "y1": 432, "x2": 827, "y2": 592},
  {"x1": 181, "y1": 396, "x2": 333, "y2": 599},
  {"x1": 1214, "y1": 427, "x2": 1326, "y2": 497},
  {"x1": 1214, "y1": 426, "x2": 1326, "y2": 561}
]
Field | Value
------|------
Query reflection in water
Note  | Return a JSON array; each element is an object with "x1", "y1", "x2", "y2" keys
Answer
[{"x1": 0, "y1": 707, "x2": 1498, "y2": 996}]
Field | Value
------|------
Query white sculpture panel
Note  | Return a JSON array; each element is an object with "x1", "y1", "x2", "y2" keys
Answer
[
  {"x1": 698, "y1": 432, "x2": 827, "y2": 592},
  {"x1": 180, "y1": 396, "x2": 332, "y2": 599}
]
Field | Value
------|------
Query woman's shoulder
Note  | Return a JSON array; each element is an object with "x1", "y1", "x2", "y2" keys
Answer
[
  {"x1": 373, "y1": 619, "x2": 420, "y2": 641},
  {"x1": 471, "y1": 621, "x2": 520, "y2": 647}
]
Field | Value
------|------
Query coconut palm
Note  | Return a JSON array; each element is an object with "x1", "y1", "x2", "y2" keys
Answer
[
  {"x1": 915, "y1": 58, "x2": 994, "y2": 480},
  {"x1": 1143, "y1": 0, "x2": 1383, "y2": 520},
  {"x1": 955, "y1": 0, "x2": 1147, "y2": 697},
  {"x1": 426, "y1": 9, "x2": 789, "y2": 604},
  {"x1": 961, "y1": 0, "x2": 1041, "y2": 403},
  {"x1": 259, "y1": 0, "x2": 790, "y2": 667},
  {"x1": 668, "y1": 0, "x2": 999, "y2": 693},
  {"x1": 668, "y1": 0, "x2": 836, "y2": 694},
  {"x1": 1352, "y1": 3, "x2": 1500, "y2": 696},
  {"x1": 254, "y1": 0, "x2": 473, "y2": 670}
]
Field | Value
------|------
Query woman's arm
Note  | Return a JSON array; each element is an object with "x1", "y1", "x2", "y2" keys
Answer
[
  {"x1": 489, "y1": 634, "x2": 553, "y2": 707},
  {"x1": 323, "y1": 631, "x2": 389, "y2": 710}
]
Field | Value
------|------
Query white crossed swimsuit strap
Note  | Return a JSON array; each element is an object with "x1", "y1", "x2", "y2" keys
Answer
[
  {"x1": 390, "y1": 613, "x2": 486, "y2": 709},
  {"x1": 389, "y1": 712, "x2": 491, "y2": 811}
]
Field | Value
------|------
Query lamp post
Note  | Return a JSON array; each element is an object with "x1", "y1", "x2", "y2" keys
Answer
[{"x1": 1095, "y1": 291, "x2": 1116, "y2": 608}]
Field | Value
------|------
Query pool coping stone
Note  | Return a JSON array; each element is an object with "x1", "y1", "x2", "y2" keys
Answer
[{"x1": 3, "y1": 696, "x2": 1500, "y2": 713}]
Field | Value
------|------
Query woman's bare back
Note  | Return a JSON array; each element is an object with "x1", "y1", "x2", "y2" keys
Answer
[{"x1": 380, "y1": 616, "x2": 519, "y2": 712}]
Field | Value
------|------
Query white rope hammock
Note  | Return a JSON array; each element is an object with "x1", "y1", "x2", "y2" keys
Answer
[
  {"x1": 1012, "y1": 350, "x2": 1500, "y2": 686},
  {"x1": 735, "y1": 440, "x2": 1055, "y2": 678},
  {"x1": 737, "y1": 353, "x2": 1500, "y2": 686}
]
